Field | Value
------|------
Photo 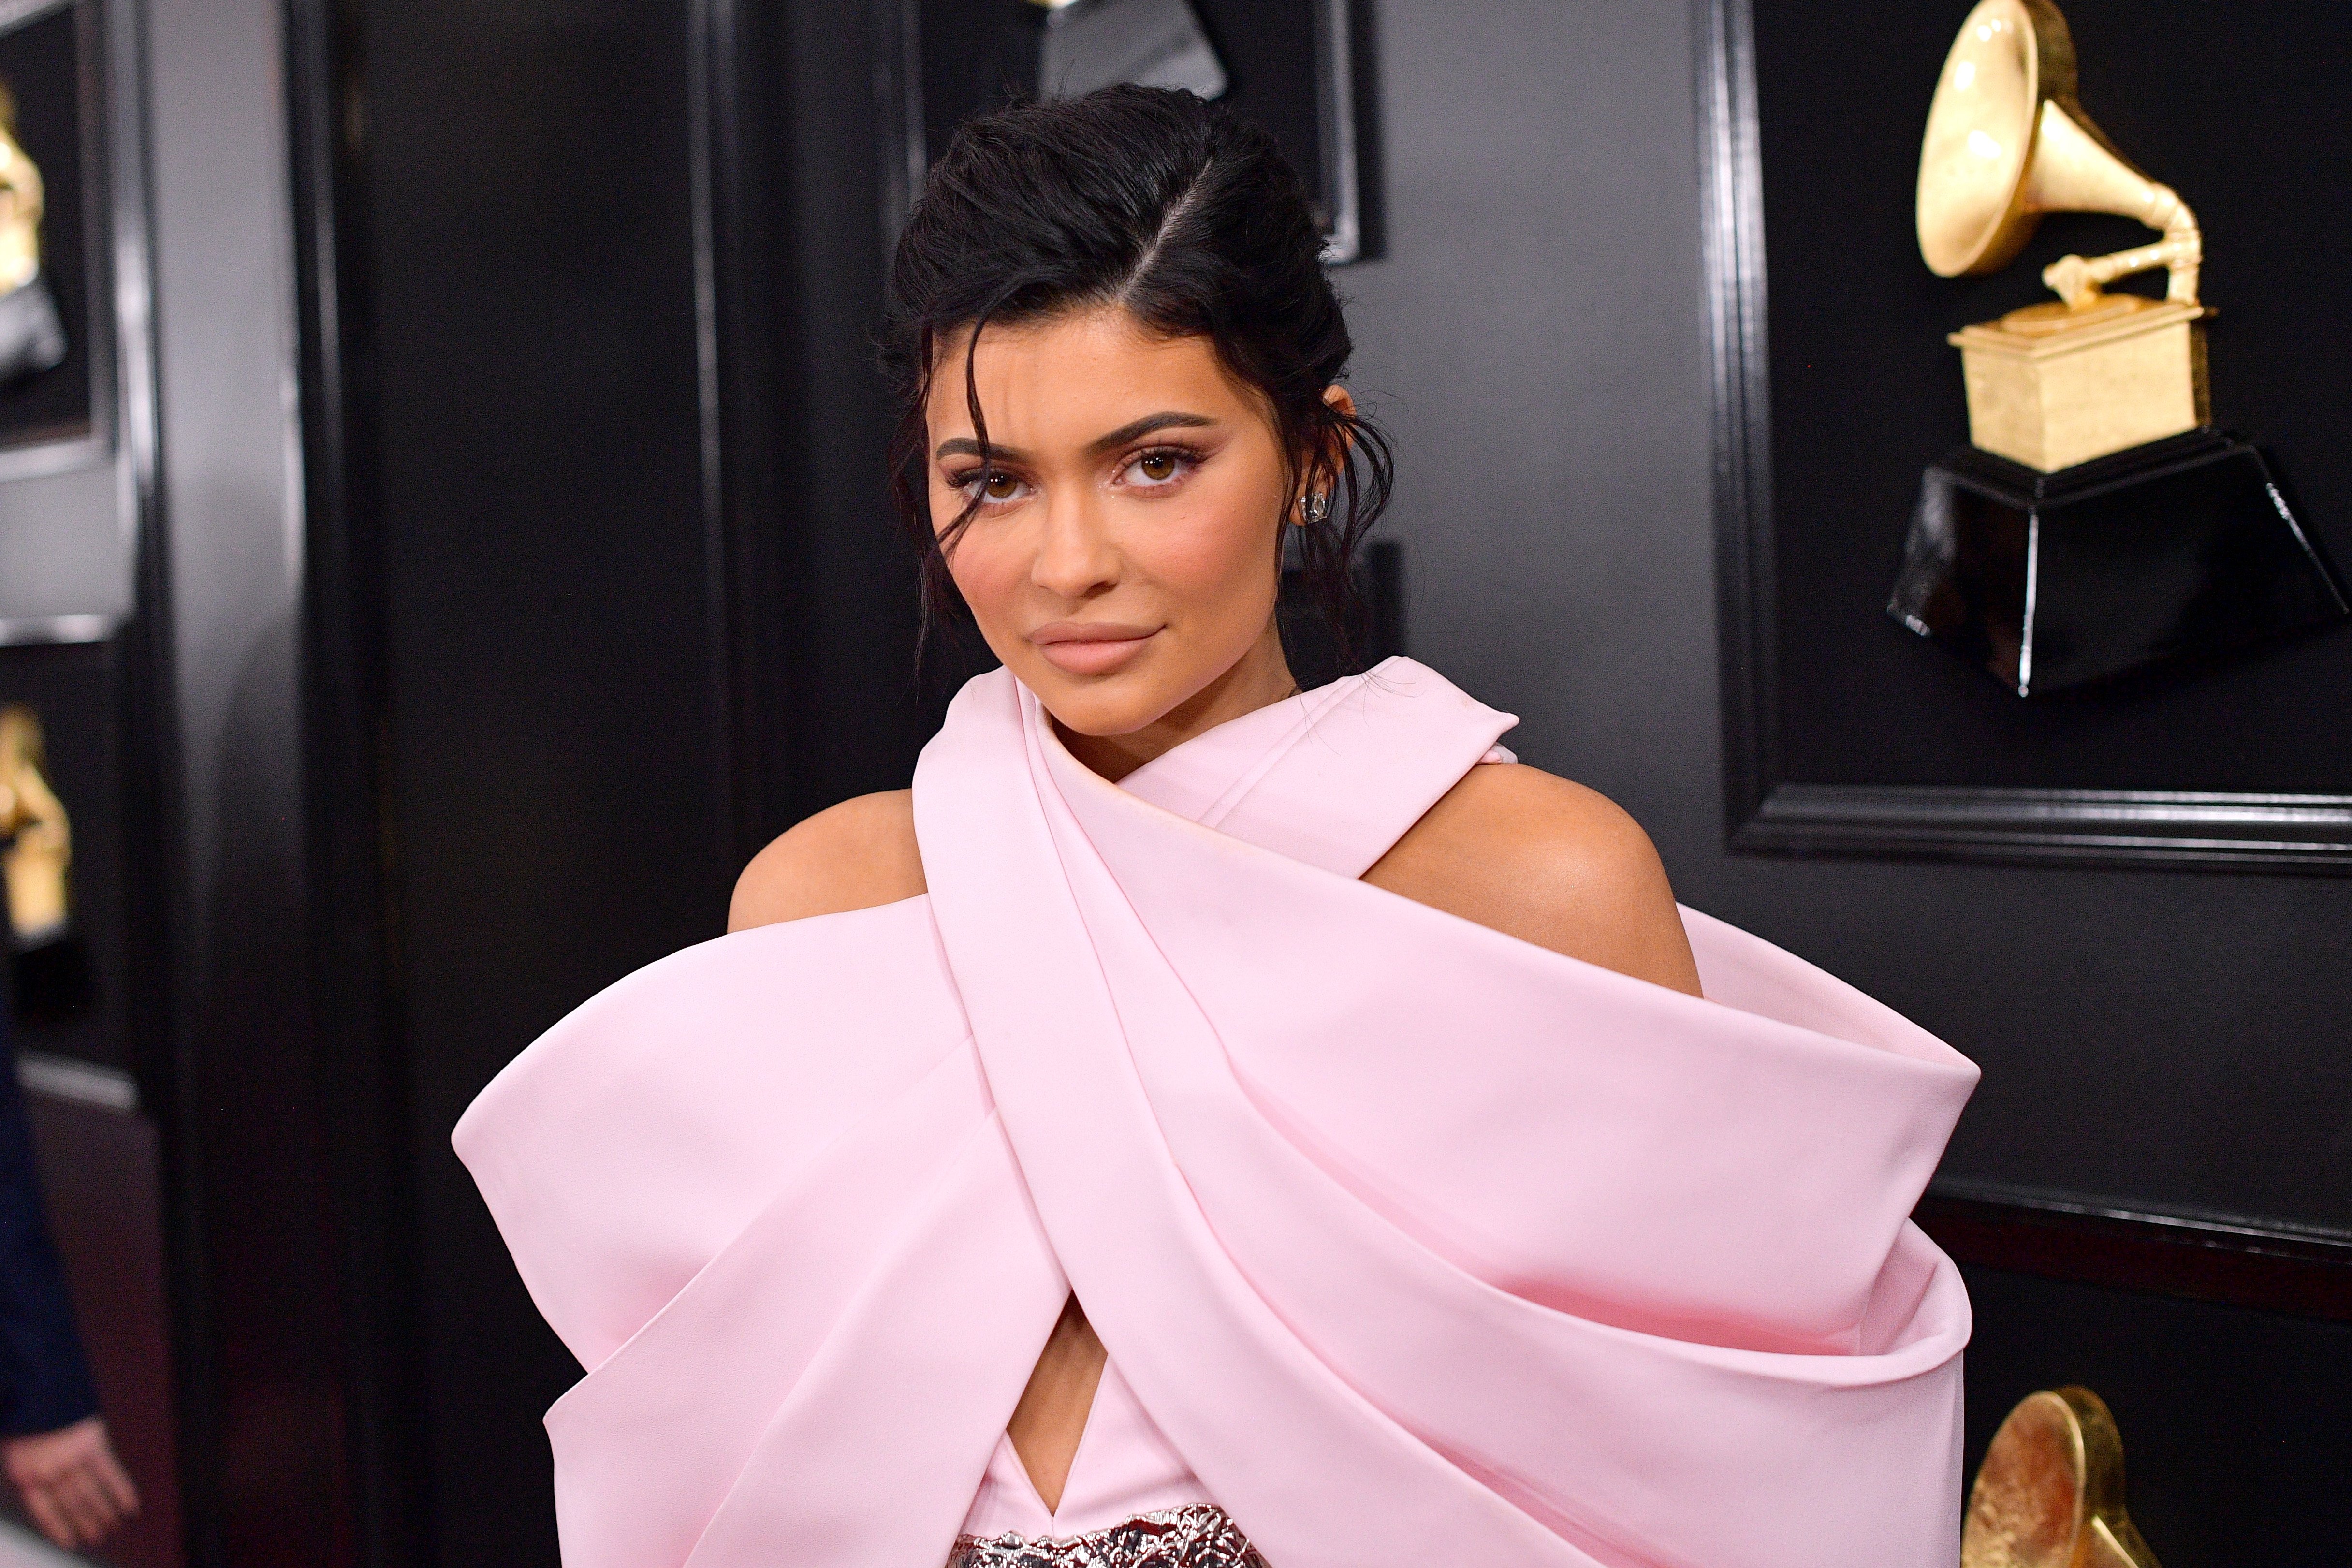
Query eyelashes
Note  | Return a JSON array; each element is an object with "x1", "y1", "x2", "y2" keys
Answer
[
  {"x1": 1117, "y1": 444, "x2": 1200, "y2": 489},
  {"x1": 945, "y1": 444, "x2": 1208, "y2": 507},
  {"x1": 952, "y1": 467, "x2": 1033, "y2": 506}
]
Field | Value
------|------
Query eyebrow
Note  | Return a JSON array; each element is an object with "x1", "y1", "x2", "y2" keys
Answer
[{"x1": 933, "y1": 410, "x2": 1219, "y2": 463}]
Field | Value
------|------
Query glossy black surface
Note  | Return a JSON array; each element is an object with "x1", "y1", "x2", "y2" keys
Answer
[
  {"x1": 1891, "y1": 432, "x2": 2349, "y2": 696},
  {"x1": 355, "y1": 3, "x2": 714, "y2": 1559}
]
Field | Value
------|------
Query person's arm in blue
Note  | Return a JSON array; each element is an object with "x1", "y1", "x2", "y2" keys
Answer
[{"x1": 0, "y1": 994, "x2": 136, "y2": 1548}]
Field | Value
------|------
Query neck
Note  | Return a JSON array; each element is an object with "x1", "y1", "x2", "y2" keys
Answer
[{"x1": 1052, "y1": 621, "x2": 1298, "y2": 784}]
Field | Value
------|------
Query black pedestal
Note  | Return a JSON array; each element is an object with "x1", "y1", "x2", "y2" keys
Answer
[{"x1": 1888, "y1": 429, "x2": 2350, "y2": 695}]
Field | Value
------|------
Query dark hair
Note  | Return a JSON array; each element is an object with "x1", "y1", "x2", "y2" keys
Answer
[{"x1": 880, "y1": 86, "x2": 1393, "y2": 661}]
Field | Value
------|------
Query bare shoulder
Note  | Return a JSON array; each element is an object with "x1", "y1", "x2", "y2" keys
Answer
[
  {"x1": 1362, "y1": 763, "x2": 1703, "y2": 996},
  {"x1": 727, "y1": 790, "x2": 927, "y2": 933}
]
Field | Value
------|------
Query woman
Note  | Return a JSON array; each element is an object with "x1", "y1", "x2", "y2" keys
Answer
[{"x1": 456, "y1": 88, "x2": 1977, "y2": 1568}]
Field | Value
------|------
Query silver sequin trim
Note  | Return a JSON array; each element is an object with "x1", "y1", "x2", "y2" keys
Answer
[{"x1": 946, "y1": 1505, "x2": 1267, "y2": 1568}]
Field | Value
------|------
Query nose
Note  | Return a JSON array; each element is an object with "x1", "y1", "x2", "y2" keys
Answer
[{"x1": 1029, "y1": 486, "x2": 1119, "y2": 601}]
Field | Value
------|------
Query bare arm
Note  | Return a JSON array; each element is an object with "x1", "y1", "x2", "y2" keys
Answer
[
  {"x1": 728, "y1": 790, "x2": 927, "y2": 933},
  {"x1": 1362, "y1": 763, "x2": 1703, "y2": 996}
]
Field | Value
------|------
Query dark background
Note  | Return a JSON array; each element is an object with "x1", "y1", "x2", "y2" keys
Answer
[
  {"x1": 14, "y1": 0, "x2": 2339, "y2": 1562},
  {"x1": 1755, "y1": 0, "x2": 2352, "y2": 789},
  {"x1": 0, "y1": 3, "x2": 95, "y2": 449},
  {"x1": 330, "y1": 0, "x2": 2352, "y2": 1558}
]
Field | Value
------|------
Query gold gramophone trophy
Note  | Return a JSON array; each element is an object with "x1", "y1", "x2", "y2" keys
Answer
[
  {"x1": 0, "y1": 703, "x2": 69, "y2": 948},
  {"x1": 1960, "y1": 1387, "x2": 2162, "y2": 1568},
  {"x1": 1887, "y1": 0, "x2": 2347, "y2": 696},
  {"x1": 0, "y1": 80, "x2": 66, "y2": 388},
  {"x1": 0, "y1": 703, "x2": 94, "y2": 1026}
]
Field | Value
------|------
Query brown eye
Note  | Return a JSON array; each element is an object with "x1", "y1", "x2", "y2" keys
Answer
[
  {"x1": 983, "y1": 470, "x2": 1021, "y2": 499},
  {"x1": 1136, "y1": 452, "x2": 1177, "y2": 482}
]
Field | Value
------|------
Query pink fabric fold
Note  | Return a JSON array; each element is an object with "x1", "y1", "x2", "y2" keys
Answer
[{"x1": 454, "y1": 657, "x2": 1979, "y2": 1568}]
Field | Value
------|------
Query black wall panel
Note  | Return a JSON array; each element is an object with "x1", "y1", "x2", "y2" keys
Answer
[
  {"x1": 147, "y1": 0, "x2": 360, "y2": 1554},
  {"x1": 318, "y1": 0, "x2": 935, "y2": 1561},
  {"x1": 358, "y1": 2, "x2": 716, "y2": 1560},
  {"x1": 758, "y1": 2, "x2": 944, "y2": 817}
]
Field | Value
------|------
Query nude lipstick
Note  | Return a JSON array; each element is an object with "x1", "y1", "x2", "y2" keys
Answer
[{"x1": 1030, "y1": 621, "x2": 1159, "y2": 676}]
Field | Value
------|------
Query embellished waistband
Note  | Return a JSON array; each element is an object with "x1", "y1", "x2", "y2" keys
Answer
[{"x1": 946, "y1": 1505, "x2": 1267, "y2": 1568}]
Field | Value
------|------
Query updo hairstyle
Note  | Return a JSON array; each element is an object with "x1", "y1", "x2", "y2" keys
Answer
[{"x1": 880, "y1": 86, "x2": 1393, "y2": 657}]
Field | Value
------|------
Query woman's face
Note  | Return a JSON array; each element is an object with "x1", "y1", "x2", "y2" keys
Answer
[{"x1": 926, "y1": 304, "x2": 1306, "y2": 761}]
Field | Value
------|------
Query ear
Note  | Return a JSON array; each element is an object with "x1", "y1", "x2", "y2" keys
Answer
[
  {"x1": 1318, "y1": 385, "x2": 1359, "y2": 473},
  {"x1": 1291, "y1": 383, "x2": 1359, "y2": 527}
]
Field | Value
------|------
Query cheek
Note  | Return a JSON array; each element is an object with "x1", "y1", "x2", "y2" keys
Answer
[
  {"x1": 1142, "y1": 472, "x2": 1284, "y2": 608},
  {"x1": 934, "y1": 503, "x2": 1025, "y2": 622}
]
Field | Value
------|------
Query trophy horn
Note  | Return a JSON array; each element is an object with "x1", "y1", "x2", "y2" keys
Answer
[
  {"x1": 1961, "y1": 1387, "x2": 2164, "y2": 1568},
  {"x1": 1916, "y1": 0, "x2": 2200, "y2": 309}
]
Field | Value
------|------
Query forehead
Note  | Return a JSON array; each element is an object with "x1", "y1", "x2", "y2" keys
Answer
[{"x1": 925, "y1": 305, "x2": 1250, "y2": 434}]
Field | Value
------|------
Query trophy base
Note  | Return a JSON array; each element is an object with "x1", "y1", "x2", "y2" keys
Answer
[{"x1": 1888, "y1": 429, "x2": 2349, "y2": 696}]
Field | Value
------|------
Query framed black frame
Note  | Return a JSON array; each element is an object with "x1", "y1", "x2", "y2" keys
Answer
[
  {"x1": 1696, "y1": 0, "x2": 2352, "y2": 874},
  {"x1": 872, "y1": 0, "x2": 1365, "y2": 264},
  {"x1": 1698, "y1": 0, "x2": 2352, "y2": 1330}
]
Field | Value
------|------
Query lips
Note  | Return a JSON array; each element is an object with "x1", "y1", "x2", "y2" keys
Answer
[{"x1": 1030, "y1": 621, "x2": 1160, "y2": 676}]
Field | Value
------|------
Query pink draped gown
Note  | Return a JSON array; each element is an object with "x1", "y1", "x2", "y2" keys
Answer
[{"x1": 454, "y1": 659, "x2": 1980, "y2": 1568}]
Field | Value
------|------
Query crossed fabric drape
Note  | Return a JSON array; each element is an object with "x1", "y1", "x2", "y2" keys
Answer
[{"x1": 455, "y1": 659, "x2": 1979, "y2": 1568}]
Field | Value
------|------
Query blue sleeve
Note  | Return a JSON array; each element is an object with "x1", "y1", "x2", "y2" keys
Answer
[{"x1": 0, "y1": 994, "x2": 101, "y2": 1437}]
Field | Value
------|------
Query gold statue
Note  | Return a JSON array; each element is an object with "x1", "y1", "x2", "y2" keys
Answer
[
  {"x1": 1962, "y1": 1387, "x2": 2162, "y2": 1568},
  {"x1": 1892, "y1": 2, "x2": 2344, "y2": 693},
  {"x1": 0, "y1": 704, "x2": 70, "y2": 947},
  {"x1": 0, "y1": 78, "x2": 65, "y2": 387},
  {"x1": 1917, "y1": 0, "x2": 2205, "y2": 473},
  {"x1": 0, "y1": 81, "x2": 43, "y2": 298}
]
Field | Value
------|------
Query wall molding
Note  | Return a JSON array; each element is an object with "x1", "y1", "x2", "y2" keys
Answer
[{"x1": 1917, "y1": 1183, "x2": 2352, "y2": 1323}]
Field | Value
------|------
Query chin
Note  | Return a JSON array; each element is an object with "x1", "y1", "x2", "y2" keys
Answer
[
  {"x1": 1023, "y1": 672, "x2": 1177, "y2": 738},
  {"x1": 1008, "y1": 647, "x2": 1203, "y2": 739}
]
